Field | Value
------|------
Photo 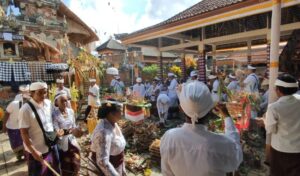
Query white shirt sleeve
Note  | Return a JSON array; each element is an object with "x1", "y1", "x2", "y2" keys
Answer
[
  {"x1": 6, "y1": 102, "x2": 14, "y2": 113},
  {"x1": 224, "y1": 117, "x2": 243, "y2": 171},
  {"x1": 160, "y1": 133, "x2": 176, "y2": 176},
  {"x1": 227, "y1": 82, "x2": 235, "y2": 91},
  {"x1": 52, "y1": 111, "x2": 59, "y2": 130},
  {"x1": 265, "y1": 105, "x2": 278, "y2": 134},
  {"x1": 66, "y1": 88, "x2": 71, "y2": 99},
  {"x1": 19, "y1": 105, "x2": 31, "y2": 129},
  {"x1": 168, "y1": 80, "x2": 178, "y2": 91},
  {"x1": 212, "y1": 80, "x2": 219, "y2": 92},
  {"x1": 91, "y1": 86, "x2": 100, "y2": 98},
  {"x1": 243, "y1": 75, "x2": 251, "y2": 84}
]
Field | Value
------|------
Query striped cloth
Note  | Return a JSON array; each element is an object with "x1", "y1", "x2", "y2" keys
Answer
[
  {"x1": 0, "y1": 62, "x2": 12, "y2": 82},
  {"x1": 43, "y1": 63, "x2": 53, "y2": 81},
  {"x1": 13, "y1": 62, "x2": 31, "y2": 82},
  {"x1": 28, "y1": 62, "x2": 53, "y2": 82}
]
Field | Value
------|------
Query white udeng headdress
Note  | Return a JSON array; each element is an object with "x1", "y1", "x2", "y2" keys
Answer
[
  {"x1": 136, "y1": 77, "x2": 142, "y2": 83},
  {"x1": 190, "y1": 70, "x2": 198, "y2": 77},
  {"x1": 178, "y1": 81, "x2": 214, "y2": 126},
  {"x1": 56, "y1": 79, "x2": 64, "y2": 83},
  {"x1": 30, "y1": 82, "x2": 48, "y2": 91},
  {"x1": 275, "y1": 79, "x2": 298, "y2": 88}
]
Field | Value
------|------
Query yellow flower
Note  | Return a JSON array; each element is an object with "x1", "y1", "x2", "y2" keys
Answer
[
  {"x1": 144, "y1": 168, "x2": 152, "y2": 176},
  {"x1": 170, "y1": 65, "x2": 182, "y2": 76}
]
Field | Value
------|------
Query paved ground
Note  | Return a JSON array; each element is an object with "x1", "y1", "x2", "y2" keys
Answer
[
  {"x1": 0, "y1": 133, "x2": 27, "y2": 176},
  {"x1": 0, "y1": 130, "x2": 268, "y2": 176}
]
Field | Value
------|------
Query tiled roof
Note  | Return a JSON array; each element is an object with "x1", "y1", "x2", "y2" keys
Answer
[
  {"x1": 128, "y1": 0, "x2": 247, "y2": 36},
  {"x1": 96, "y1": 38, "x2": 126, "y2": 51}
]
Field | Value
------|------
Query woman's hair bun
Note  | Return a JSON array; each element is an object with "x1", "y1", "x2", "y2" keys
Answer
[{"x1": 98, "y1": 100, "x2": 119, "y2": 119}]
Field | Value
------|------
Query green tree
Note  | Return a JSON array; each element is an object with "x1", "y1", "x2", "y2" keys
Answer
[{"x1": 142, "y1": 64, "x2": 159, "y2": 80}]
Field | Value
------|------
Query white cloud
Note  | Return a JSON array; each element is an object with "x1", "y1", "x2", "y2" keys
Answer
[{"x1": 68, "y1": 0, "x2": 200, "y2": 44}]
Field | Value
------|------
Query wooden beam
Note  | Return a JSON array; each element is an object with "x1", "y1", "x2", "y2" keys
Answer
[
  {"x1": 167, "y1": 33, "x2": 192, "y2": 41},
  {"x1": 160, "y1": 40, "x2": 202, "y2": 52},
  {"x1": 159, "y1": 22, "x2": 300, "y2": 52},
  {"x1": 123, "y1": 0, "x2": 299, "y2": 44}
]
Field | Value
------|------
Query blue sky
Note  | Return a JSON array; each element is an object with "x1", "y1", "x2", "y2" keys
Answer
[{"x1": 63, "y1": 0, "x2": 200, "y2": 43}]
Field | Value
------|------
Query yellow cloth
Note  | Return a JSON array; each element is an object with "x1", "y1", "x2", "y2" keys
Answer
[{"x1": 87, "y1": 117, "x2": 98, "y2": 134}]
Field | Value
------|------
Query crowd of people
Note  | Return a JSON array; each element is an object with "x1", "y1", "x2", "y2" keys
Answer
[{"x1": 2, "y1": 64, "x2": 300, "y2": 176}]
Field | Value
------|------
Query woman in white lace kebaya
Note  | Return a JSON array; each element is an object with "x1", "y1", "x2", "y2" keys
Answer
[
  {"x1": 89, "y1": 101, "x2": 126, "y2": 176},
  {"x1": 52, "y1": 93, "x2": 82, "y2": 176}
]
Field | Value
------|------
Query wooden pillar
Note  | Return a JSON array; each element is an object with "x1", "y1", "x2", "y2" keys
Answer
[
  {"x1": 180, "y1": 53, "x2": 186, "y2": 80},
  {"x1": 268, "y1": 0, "x2": 281, "y2": 104},
  {"x1": 247, "y1": 41, "x2": 252, "y2": 65},
  {"x1": 197, "y1": 43, "x2": 206, "y2": 83},
  {"x1": 158, "y1": 38, "x2": 163, "y2": 80}
]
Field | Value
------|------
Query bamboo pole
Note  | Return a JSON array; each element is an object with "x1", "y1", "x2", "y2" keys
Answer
[{"x1": 43, "y1": 160, "x2": 60, "y2": 176}]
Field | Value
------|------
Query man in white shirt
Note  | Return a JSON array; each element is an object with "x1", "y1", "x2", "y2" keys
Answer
[
  {"x1": 85, "y1": 79, "x2": 101, "y2": 119},
  {"x1": 167, "y1": 73, "x2": 179, "y2": 119},
  {"x1": 259, "y1": 78, "x2": 269, "y2": 115},
  {"x1": 19, "y1": 82, "x2": 63, "y2": 176},
  {"x1": 243, "y1": 65, "x2": 259, "y2": 93},
  {"x1": 227, "y1": 73, "x2": 240, "y2": 92},
  {"x1": 133, "y1": 77, "x2": 146, "y2": 98},
  {"x1": 3, "y1": 85, "x2": 30, "y2": 160},
  {"x1": 56, "y1": 78, "x2": 71, "y2": 108},
  {"x1": 55, "y1": 78, "x2": 71, "y2": 99},
  {"x1": 146, "y1": 78, "x2": 161, "y2": 100},
  {"x1": 111, "y1": 76, "x2": 125, "y2": 96},
  {"x1": 14, "y1": 84, "x2": 30, "y2": 101},
  {"x1": 208, "y1": 74, "x2": 220, "y2": 103},
  {"x1": 243, "y1": 65, "x2": 260, "y2": 119},
  {"x1": 264, "y1": 74, "x2": 300, "y2": 176},
  {"x1": 156, "y1": 87, "x2": 170, "y2": 126},
  {"x1": 187, "y1": 70, "x2": 198, "y2": 83},
  {"x1": 160, "y1": 81, "x2": 243, "y2": 176}
]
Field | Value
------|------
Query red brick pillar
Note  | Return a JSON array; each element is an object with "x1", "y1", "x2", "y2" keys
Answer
[
  {"x1": 197, "y1": 51, "x2": 207, "y2": 83},
  {"x1": 266, "y1": 42, "x2": 271, "y2": 79},
  {"x1": 181, "y1": 55, "x2": 186, "y2": 80},
  {"x1": 158, "y1": 52, "x2": 163, "y2": 80}
]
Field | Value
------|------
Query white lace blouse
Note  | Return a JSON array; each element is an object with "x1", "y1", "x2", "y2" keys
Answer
[
  {"x1": 90, "y1": 119, "x2": 126, "y2": 176},
  {"x1": 52, "y1": 107, "x2": 80, "y2": 151}
]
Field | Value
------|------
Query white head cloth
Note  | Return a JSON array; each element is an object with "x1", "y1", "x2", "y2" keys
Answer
[
  {"x1": 136, "y1": 77, "x2": 142, "y2": 83},
  {"x1": 208, "y1": 75, "x2": 217, "y2": 80},
  {"x1": 106, "y1": 67, "x2": 119, "y2": 75},
  {"x1": 190, "y1": 70, "x2": 198, "y2": 77},
  {"x1": 168, "y1": 73, "x2": 174, "y2": 77},
  {"x1": 56, "y1": 79, "x2": 64, "y2": 83},
  {"x1": 178, "y1": 81, "x2": 214, "y2": 126},
  {"x1": 275, "y1": 79, "x2": 298, "y2": 88},
  {"x1": 30, "y1": 82, "x2": 48, "y2": 91},
  {"x1": 89, "y1": 79, "x2": 96, "y2": 82},
  {"x1": 229, "y1": 74, "x2": 236, "y2": 79},
  {"x1": 54, "y1": 92, "x2": 68, "y2": 102},
  {"x1": 247, "y1": 65, "x2": 256, "y2": 70},
  {"x1": 19, "y1": 84, "x2": 30, "y2": 92},
  {"x1": 154, "y1": 77, "x2": 160, "y2": 81}
]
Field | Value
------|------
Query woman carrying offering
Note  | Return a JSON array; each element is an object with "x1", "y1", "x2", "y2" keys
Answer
[
  {"x1": 52, "y1": 93, "x2": 82, "y2": 176},
  {"x1": 89, "y1": 101, "x2": 126, "y2": 176}
]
